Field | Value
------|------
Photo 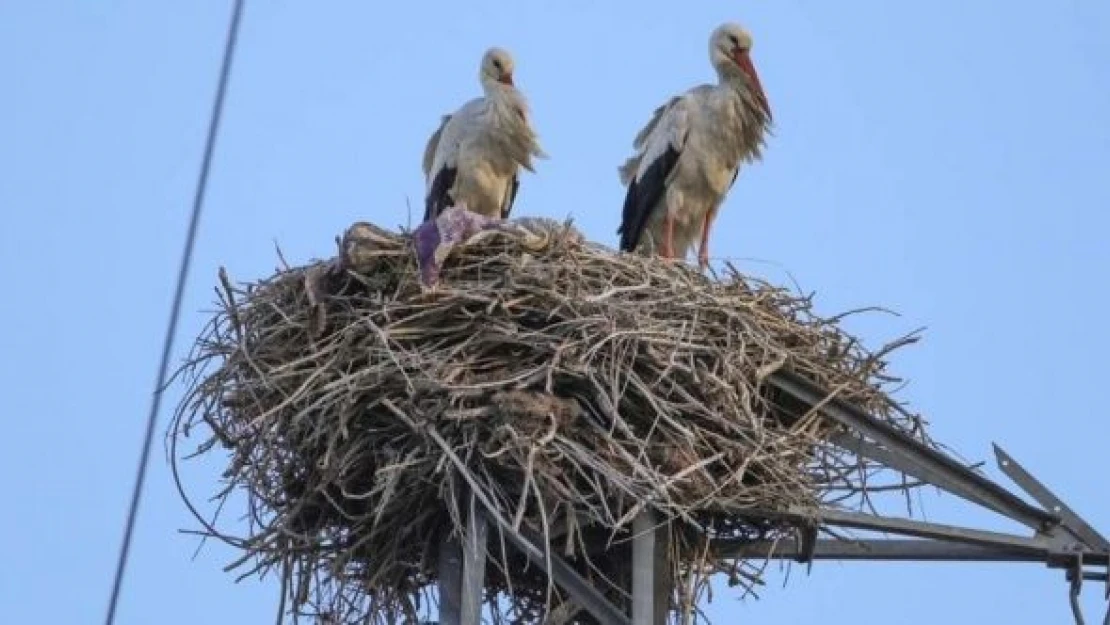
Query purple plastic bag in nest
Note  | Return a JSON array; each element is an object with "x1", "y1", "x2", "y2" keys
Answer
[
  {"x1": 412, "y1": 205, "x2": 503, "y2": 287},
  {"x1": 412, "y1": 205, "x2": 582, "y2": 288}
]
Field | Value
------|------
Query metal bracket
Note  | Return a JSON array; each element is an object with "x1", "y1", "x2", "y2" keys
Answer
[
  {"x1": 713, "y1": 370, "x2": 1110, "y2": 623},
  {"x1": 993, "y1": 444, "x2": 1108, "y2": 549},
  {"x1": 768, "y1": 370, "x2": 1059, "y2": 532}
]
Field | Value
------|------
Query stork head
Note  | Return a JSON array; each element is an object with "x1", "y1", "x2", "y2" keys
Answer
[
  {"x1": 710, "y1": 23, "x2": 771, "y2": 121},
  {"x1": 479, "y1": 47, "x2": 516, "y2": 90}
]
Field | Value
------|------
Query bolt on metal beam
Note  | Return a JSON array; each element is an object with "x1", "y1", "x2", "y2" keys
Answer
[{"x1": 993, "y1": 444, "x2": 1110, "y2": 550}]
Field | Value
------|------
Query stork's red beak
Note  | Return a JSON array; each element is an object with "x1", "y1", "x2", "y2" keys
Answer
[
  {"x1": 733, "y1": 48, "x2": 771, "y2": 121},
  {"x1": 498, "y1": 73, "x2": 514, "y2": 86}
]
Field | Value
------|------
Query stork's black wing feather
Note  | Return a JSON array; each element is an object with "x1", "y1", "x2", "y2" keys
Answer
[
  {"x1": 423, "y1": 166, "x2": 457, "y2": 223},
  {"x1": 617, "y1": 145, "x2": 681, "y2": 252},
  {"x1": 502, "y1": 175, "x2": 520, "y2": 219}
]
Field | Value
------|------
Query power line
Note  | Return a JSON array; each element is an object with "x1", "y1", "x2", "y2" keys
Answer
[{"x1": 102, "y1": 1, "x2": 246, "y2": 623}]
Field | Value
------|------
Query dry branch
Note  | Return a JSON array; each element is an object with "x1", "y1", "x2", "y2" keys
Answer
[{"x1": 169, "y1": 217, "x2": 928, "y2": 624}]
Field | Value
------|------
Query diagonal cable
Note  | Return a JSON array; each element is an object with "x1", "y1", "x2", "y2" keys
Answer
[{"x1": 103, "y1": 1, "x2": 245, "y2": 623}]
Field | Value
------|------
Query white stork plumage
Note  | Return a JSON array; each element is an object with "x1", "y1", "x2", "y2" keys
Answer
[
  {"x1": 422, "y1": 47, "x2": 547, "y2": 223},
  {"x1": 616, "y1": 22, "x2": 773, "y2": 270}
]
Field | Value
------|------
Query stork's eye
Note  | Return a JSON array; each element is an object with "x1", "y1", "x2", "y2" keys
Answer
[
  {"x1": 728, "y1": 35, "x2": 739, "y2": 47},
  {"x1": 493, "y1": 59, "x2": 503, "y2": 71}
]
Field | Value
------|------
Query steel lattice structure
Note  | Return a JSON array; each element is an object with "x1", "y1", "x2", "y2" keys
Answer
[{"x1": 432, "y1": 370, "x2": 1109, "y2": 625}]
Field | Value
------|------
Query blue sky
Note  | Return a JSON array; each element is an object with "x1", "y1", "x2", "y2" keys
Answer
[{"x1": 2, "y1": 1, "x2": 1108, "y2": 623}]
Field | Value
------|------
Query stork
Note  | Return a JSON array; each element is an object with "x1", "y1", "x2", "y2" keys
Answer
[
  {"x1": 616, "y1": 22, "x2": 773, "y2": 270},
  {"x1": 422, "y1": 47, "x2": 547, "y2": 223}
]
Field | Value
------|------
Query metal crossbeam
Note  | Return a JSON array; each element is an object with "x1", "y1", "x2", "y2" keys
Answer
[
  {"x1": 722, "y1": 537, "x2": 1087, "y2": 564},
  {"x1": 712, "y1": 502, "x2": 1110, "y2": 586},
  {"x1": 768, "y1": 370, "x2": 1059, "y2": 532},
  {"x1": 783, "y1": 507, "x2": 1053, "y2": 552},
  {"x1": 505, "y1": 525, "x2": 632, "y2": 625},
  {"x1": 715, "y1": 516, "x2": 1110, "y2": 569},
  {"x1": 720, "y1": 538, "x2": 1110, "y2": 584}
]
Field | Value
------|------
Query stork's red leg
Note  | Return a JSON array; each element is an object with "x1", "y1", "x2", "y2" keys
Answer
[
  {"x1": 662, "y1": 210, "x2": 676, "y2": 260},
  {"x1": 697, "y1": 205, "x2": 719, "y2": 271}
]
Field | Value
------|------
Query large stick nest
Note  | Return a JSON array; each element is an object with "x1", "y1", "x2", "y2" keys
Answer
[{"x1": 170, "y1": 217, "x2": 928, "y2": 624}]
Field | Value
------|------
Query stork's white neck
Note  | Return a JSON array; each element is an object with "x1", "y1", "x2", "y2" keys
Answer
[
  {"x1": 713, "y1": 64, "x2": 750, "y2": 93},
  {"x1": 481, "y1": 79, "x2": 515, "y2": 99},
  {"x1": 701, "y1": 71, "x2": 772, "y2": 167},
  {"x1": 483, "y1": 82, "x2": 531, "y2": 124}
]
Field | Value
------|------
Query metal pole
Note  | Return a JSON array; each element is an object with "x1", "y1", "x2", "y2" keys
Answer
[
  {"x1": 439, "y1": 492, "x2": 488, "y2": 625},
  {"x1": 438, "y1": 532, "x2": 463, "y2": 625},
  {"x1": 632, "y1": 510, "x2": 669, "y2": 625},
  {"x1": 461, "y1": 494, "x2": 488, "y2": 624}
]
